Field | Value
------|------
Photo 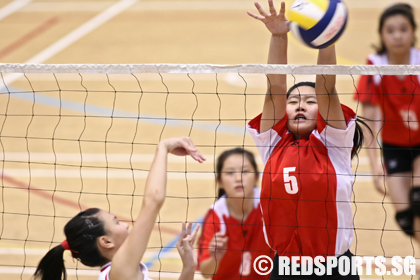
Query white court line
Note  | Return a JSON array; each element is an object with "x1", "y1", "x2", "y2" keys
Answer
[
  {"x1": 18, "y1": 0, "x2": 420, "y2": 12},
  {"x1": 1, "y1": 0, "x2": 138, "y2": 88},
  {"x1": 22, "y1": 1, "x2": 114, "y2": 12},
  {"x1": 0, "y1": 0, "x2": 32, "y2": 20}
]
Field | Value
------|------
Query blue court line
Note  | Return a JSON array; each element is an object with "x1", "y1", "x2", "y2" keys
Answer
[
  {"x1": 144, "y1": 217, "x2": 203, "y2": 268},
  {"x1": 2, "y1": 88, "x2": 249, "y2": 135}
]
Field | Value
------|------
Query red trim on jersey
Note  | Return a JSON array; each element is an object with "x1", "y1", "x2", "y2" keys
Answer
[
  {"x1": 247, "y1": 112, "x2": 288, "y2": 135},
  {"x1": 101, "y1": 263, "x2": 111, "y2": 272}
]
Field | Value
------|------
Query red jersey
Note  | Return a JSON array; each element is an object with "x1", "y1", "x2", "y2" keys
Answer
[
  {"x1": 197, "y1": 188, "x2": 273, "y2": 279},
  {"x1": 354, "y1": 48, "x2": 420, "y2": 146},
  {"x1": 247, "y1": 105, "x2": 356, "y2": 259}
]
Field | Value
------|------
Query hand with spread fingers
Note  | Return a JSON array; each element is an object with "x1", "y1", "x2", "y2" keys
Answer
[{"x1": 247, "y1": 0, "x2": 289, "y2": 36}]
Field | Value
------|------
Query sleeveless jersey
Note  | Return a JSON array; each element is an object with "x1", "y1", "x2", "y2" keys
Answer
[
  {"x1": 247, "y1": 105, "x2": 356, "y2": 259},
  {"x1": 98, "y1": 262, "x2": 151, "y2": 280},
  {"x1": 354, "y1": 48, "x2": 420, "y2": 146},
  {"x1": 197, "y1": 188, "x2": 273, "y2": 279}
]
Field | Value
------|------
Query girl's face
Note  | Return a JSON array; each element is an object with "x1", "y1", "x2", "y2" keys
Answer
[
  {"x1": 218, "y1": 154, "x2": 258, "y2": 199},
  {"x1": 381, "y1": 14, "x2": 414, "y2": 56},
  {"x1": 286, "y1": 86, "x2": 318, "y2": 139},
  {"x1": 99, "y1": 211, "x2": 130, "y2": 250}
]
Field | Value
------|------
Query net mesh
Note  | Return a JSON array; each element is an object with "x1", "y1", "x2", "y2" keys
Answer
[{"x1": 0, "y1": 63, "x2": 419, "y2": 279}]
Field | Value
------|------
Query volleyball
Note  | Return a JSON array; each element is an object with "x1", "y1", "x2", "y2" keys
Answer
[{"x1": 289, "y1": 0, "x2": 348, "y2": 49}]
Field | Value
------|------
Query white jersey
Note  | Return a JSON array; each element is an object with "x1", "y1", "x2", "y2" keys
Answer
[{"x1": 98, "y1": 262, "x2": 152, "y2": 280}]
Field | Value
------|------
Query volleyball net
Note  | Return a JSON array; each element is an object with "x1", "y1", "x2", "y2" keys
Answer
[{"x1": 0, "y1": 63, "x2": 419, "y2": 279}]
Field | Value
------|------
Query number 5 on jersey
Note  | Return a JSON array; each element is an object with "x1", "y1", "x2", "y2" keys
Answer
[{"x1": 284, "y1": 167, "x2": 298, "y2": 194}]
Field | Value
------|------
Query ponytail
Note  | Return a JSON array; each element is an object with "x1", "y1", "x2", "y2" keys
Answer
[
  {"x1": 34, "y1": 244, "x2": 67, "y2": 280},
  {"x1": 34, "y1": 208, "x2": 107, "y2": 280},
  {"x1": 352, "y1": 117, "x2": 373, "y2": 159}
]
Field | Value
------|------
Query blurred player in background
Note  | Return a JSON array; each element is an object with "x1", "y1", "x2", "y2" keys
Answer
[
  {"x1": 197, "y1": 147, "x2": 273, "y2": 279},
  {"x1": 354, "y1": 3, "x2": 420, "y2": 240}
]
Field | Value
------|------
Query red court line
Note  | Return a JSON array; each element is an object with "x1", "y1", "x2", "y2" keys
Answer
[
  {"x1": 0, "y1": 173, "x2": 179, "y2": 236},
  {"x1": 0, "y1": 17, "x2": 60, "y2": 59}
]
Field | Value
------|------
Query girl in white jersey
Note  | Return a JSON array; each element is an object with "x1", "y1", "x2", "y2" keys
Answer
[
  {"x1": 247, "y1": 1, "x2": 370, "y2": 279},
  {"x1": 33, "y1": 137, "x2": 206, "y2": 280}
]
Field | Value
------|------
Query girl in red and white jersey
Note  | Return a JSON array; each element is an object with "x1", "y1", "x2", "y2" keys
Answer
[
  {"x1": 197, "y1": 148, "x2": 273, "y2": 279},
  {"x1": 354, "y1": 3, "x2": 420, "y2": 240},
  {"x1": 33, "y1": 137, "x2": 205, "y2": 280},
  {"x1": 247, "y1": 1, "x2": 369, "y2": 279}
]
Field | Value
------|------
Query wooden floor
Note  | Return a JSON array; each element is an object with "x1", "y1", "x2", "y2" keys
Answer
[{"x1": 0, "y1": 0, "x2": 420, "y2": 279}]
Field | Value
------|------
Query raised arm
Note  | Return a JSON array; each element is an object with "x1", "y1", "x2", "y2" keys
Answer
[
  {"x1": 315, "y1": 46, "x2": 346, "y2": 129},
  {"x1": 248, "y1": 0, "x2": 289, "y2": 133},
  {"x1": 110, "y1": 137, "x2": 205, "y2": 280}
]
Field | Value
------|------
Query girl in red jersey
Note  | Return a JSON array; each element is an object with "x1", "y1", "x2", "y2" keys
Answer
[
  {"x1": 354, "y1": 4, "x2": 420, "y2": 239},
  {"x1": 247, "y1": 1, "x2": 368, "y2": 279},
  {"x1": 197, "y1": 148, "x2": 274, "y2": 279},
  {"x1": 33, "y1": 137, "x2": 205, "y2": 280}
]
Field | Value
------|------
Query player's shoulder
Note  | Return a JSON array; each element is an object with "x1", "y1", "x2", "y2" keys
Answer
[
  {"x1": 411, "y1": 48, "x2": 420, "y2": 65},
  {"x1": 367, "y1": 52, "x2": 387, "y2": 66},
  {"x1": 203, "y1": 198, "x2": 229, "y2": 222}
]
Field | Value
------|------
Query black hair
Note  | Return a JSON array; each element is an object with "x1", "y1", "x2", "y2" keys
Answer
[
  {"x1": 216, "y1": 148, "x2": 259, "y2": 199},
  {"x1": 34, "y1": 208, "x2": 108, "y2": 280},
  {"x1": 375, "y1": 3, "x2": 417, "y2": 54},
  {"x1": 286, "y1": 81, "x2": 316, "y2": 99},
  {"x1": 286, "y1": 82, "x2": 373, "y2": 159}
]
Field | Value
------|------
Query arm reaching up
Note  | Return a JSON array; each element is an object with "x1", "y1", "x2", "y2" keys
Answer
[
  {"x1": 248, "y1": 0, "x2": 289, "y2": 133},
  {"x1": 315, "y1": 45, "x2": 346, "y2": 130}
]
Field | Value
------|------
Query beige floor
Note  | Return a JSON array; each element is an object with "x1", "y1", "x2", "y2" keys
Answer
[{"x1": 0, "y1": 0, "x2": 420, "y2": 279}]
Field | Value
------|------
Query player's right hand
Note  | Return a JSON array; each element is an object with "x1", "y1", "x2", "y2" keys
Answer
[
  {"x1": 160, "y1": 137, "x2": 206, "y2": 163},
  {"x1": 208, "y1": 232, "x2": 228, "y2": 261},
  {"x1": 247, "y1": 0, "x2": 289, "y2": 36}
]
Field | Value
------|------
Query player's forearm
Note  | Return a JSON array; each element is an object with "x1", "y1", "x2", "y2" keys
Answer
[
  {"x1": 316, "y1": 45, "x2": 336, "y2": 96},
  {"x1": 142, "y1": 142, "x2": 168, "y2": 209},
  {"x1": 178, "y1": 266, "x2": 196, "y2": 280},
  {"x1": 199, "y1": 257, "x2": 220, "y2": 279},
  {"x1": 266, "y1": 34, "x2": 287, "y2": 94},
  {"x1": 261, "y1": 34, "x2": 288, "y2": 133}
]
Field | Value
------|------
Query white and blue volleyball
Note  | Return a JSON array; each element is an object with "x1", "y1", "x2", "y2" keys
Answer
[{"x1": 289, "y1": 0, "x2": 348, "y2": 49}]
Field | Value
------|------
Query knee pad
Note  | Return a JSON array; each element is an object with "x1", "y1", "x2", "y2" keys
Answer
[
  {"x1": 410, "y1": 187, "x2": 420, "y2": 216},
  {"x1": 395, "y1": 209, "x2": 414, "y2": 236}
]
